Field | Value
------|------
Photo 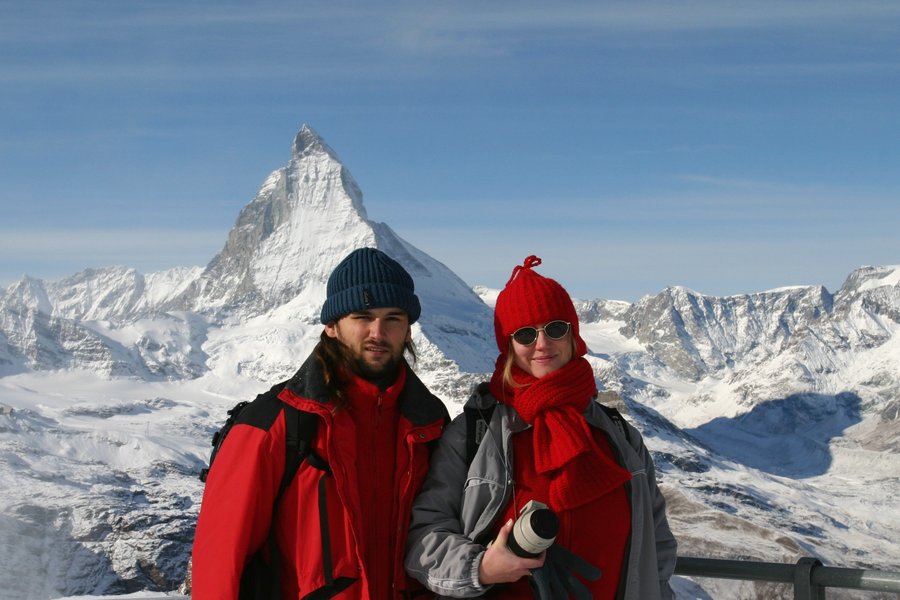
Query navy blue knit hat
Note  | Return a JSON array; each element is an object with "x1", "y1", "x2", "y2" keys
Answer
[{"x1": 320, "y1": 247, "x2": 421, "y2": 324}]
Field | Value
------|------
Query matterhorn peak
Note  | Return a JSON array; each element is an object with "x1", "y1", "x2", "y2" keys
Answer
[
  {"x1": 291, "y1": 123, "x2": 340, "y2": 162},
  {"x1": 169, "y1": 125, "x2": 375, "y2": 316}
]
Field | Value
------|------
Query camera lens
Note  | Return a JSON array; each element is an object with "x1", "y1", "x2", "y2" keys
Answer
[
  {"x1": 507, "y1": 501, "x2": 560, "y2": 558},
  {"x1": 528, "y1": 508, "x2": 560, "y2": 539}
]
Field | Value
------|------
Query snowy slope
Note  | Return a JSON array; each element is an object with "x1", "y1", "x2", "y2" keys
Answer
[{"x1": 1, "y1": 126, "x2": 898, "y2": 599}]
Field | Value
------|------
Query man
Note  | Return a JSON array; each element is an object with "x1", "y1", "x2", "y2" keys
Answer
[{"x1": 192, "y1": 247, "x2": 449, "y2": 599}]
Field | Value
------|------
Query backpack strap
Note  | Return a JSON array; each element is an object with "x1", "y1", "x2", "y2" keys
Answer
[
  {"x1": 282, "y1": 406, "x2": 336, "y2": 589},
  {"x1": 199, "y1": 400, "x2": 250, "y2": 482},
  {"x1": 278, "y1": 406, "x2": 354, "y2": 599},
  {"x1": 598, "y1": 403, "x2": 632, "y2": 445},
  {"x1": 239, "y1": 402, "x2": 320, "y2": 599},
  {"x1": 464, "y1": 384, "x2": 497, "y2": 466},
  {"x1": 277, "y1": 404, "x2": 315, "y2": 505}
]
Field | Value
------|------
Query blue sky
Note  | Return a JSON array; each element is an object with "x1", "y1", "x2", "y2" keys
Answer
[{"x1": 1, "y1": 1, "x2": 898, "y2": 301}]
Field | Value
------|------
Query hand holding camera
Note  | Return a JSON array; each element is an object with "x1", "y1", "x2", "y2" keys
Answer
[
  {"x1": 478, "y1": 500, "x2": 556, "y2": 585},
  {"x1": 479, "y1": 499, "x2": 599, "y2": 597},
  {"x1": 506, "y1": 500, "x2": 602, "y2": 600}
]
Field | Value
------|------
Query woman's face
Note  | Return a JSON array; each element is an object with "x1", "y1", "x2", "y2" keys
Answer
[{"x1": 511, "y1": 321, "x2": 574, "y2": 378}]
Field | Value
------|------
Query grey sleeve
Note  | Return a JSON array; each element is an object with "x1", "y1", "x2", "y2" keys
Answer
[{"x1": 405, "y1": 414, "x2": 492, "y2": 598}]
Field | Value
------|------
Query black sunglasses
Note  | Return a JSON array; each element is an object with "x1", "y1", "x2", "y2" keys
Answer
[{"x1": 511, "y1": 320, "x2": 571, "y2": 346}]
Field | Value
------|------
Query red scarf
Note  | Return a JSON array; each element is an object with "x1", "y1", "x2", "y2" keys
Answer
[{"x1": 489, "y1": 356, "x2": 631, "y2": 511}]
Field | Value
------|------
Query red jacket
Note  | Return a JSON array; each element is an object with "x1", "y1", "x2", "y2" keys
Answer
[{"x1": 192, "y1": 354, "x2": 448, "y2": 599}]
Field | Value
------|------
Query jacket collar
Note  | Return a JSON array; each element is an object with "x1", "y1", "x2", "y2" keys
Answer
[{"x1": 284, "y1": 350, "x2": 448, "y2": 427}]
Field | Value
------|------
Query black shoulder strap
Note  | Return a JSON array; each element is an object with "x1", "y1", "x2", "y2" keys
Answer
[
  {"x1": 199, "y1": 400, "x2": 251, "y2": 482},
  {"x1": 277, "y1": 405, "x2": 348, "y2": 598},
  {"x1": 260, "y1": 404, "x2": 327, "y2": 598},
  {"x1": 465, "y1": 402, "x2": 496, "y2": 467},
  {"x1": 272, "y1": 403, "x2": 327, "y2": 510},
  {"x1": 598, "y1": 403, "x2": 631, "y2": 445}
]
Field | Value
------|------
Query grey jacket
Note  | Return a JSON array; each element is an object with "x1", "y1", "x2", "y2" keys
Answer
[{"x1": 405, "y1": 384, "x2": 677, "y2": 599}]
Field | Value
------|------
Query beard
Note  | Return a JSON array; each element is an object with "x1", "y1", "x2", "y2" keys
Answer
[
  {"x1": 354, "y1": 354, "x2": 402, "y2": 387},
  {"x1": 354, "y1": 355, "x2": 400, "y2": 381},
  {"x1": 351, "y1": 341, "x2": 405, "y2": 388}
]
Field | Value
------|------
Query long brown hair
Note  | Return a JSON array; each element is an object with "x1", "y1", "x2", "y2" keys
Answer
[{"x1": 313, "y1": 330, "x2": 417, "y2": 409}]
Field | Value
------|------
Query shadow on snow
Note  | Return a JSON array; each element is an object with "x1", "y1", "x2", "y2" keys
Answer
[{"x1": 685, "y1": 392, "x2": 862, "y2": 479}]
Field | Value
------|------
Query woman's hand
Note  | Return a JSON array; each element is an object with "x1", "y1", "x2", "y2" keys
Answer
[{"x1": 478, "y1": 519, "x2": 546, "y2": 585}]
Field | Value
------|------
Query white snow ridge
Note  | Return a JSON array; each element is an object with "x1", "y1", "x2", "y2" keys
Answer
[{"x1": 1, "y1": 125, "x2": 898, "y2": 599}]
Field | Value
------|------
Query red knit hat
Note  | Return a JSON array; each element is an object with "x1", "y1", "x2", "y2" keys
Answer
[{"x1": 493, "y1": 255, "x2": 587, "y2": 356}]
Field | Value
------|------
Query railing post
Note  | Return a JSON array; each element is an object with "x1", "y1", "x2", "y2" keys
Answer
[{"x1": 795, "y1": 557, "x2": 825, "y2": 600}]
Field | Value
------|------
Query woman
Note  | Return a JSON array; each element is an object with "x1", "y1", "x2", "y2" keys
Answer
[{"x1": 405, "y1": 256, "x2": 677, "y2": 599}]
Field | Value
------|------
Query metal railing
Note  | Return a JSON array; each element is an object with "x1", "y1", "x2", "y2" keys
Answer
[{"x1": 675, "y1": 556, "x2": 900, "y2": 598}]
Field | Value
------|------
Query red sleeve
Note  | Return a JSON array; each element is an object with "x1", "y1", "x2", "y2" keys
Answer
[{"x1": 191, "y1": 414, "x2": 286, "y2": 599}]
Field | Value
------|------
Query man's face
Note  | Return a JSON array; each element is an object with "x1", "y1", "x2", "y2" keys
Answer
[{"x1": 324, "y1": 307, "x2": 412, "y2": 381}]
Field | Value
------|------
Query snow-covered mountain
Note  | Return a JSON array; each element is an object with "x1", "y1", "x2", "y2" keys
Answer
[{"x1": 1, "y1": 125, "x2": 897, "y2": 599}]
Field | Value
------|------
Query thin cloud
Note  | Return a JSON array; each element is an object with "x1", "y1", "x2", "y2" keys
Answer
[
  {"x1": 4, "y1": 1, "x2": 897, "y2": 91},
  {"x1": 386, "y1": 1, "x2": 900, "y2": 34},
  {"x1": 0, "y1": 229, "x2": 224, "y2": 283}
]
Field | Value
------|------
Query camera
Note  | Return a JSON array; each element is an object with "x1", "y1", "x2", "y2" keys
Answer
[{"x1": 507, "y1": 500, "x2": 559, "y2": 558}]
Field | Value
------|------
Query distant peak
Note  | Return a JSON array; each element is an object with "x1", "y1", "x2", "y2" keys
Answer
[
  {"x1": 841, "y1": 264, "x2": 900, "y2": 294},
  {"x1": 665, "y1": 285, "x2": 703, "y2": 298},
  {"x1": 292, "y1": 124, "x2": 340, "y2": 161}
]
